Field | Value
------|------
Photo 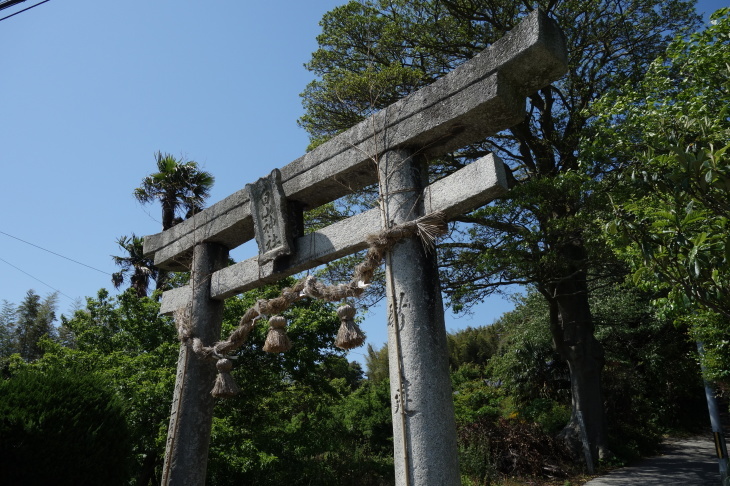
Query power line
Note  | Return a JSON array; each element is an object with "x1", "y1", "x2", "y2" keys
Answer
[
  {"x1": 0, "y1": 0, "x2": 28, "y2": 12},
  {"x1": 0, "y1": 255, "x2": 74, "y2": 301},
  {"x1": 0, "y1": 0, "x2": 51, "y2": 22},
  {"x1": 138, "y1": 202, "x2": 162, "y2": 226},
  {"x1": 0, "y1": 230, "x2": 112, "y2": 276}
]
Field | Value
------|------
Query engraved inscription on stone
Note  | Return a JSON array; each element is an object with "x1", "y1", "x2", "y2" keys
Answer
[{"x1": 247, "y1": 169, "x2": 294, "y2": 263}]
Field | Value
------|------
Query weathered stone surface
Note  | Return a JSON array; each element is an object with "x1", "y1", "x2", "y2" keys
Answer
[
  {"x1": 161, "y1": 243, "x2": 228, "y2": 486},
  {"x1": 247, "y1": 169, "x2": 294, "y2": 263},
  {"x1": 143, "y1": 188, "x2": 254, "y2": 271},
  {"x1": 380, "y1": 149, "x2": 460, "y2": 485},
  {"x1": 159, "y1": 154, "x2": 508, "y2": 314},
  {"x1": 151, "y1": 10, "x2": 569, "y2": 486},
  {"x1": 143, "y1": 10, "x2": 566, "y2": 271}
]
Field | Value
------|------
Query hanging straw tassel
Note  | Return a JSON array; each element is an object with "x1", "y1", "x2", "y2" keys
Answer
[
  {"x1": 335, "y1": 303, "x2": 365, "y2": 350},
  {"x1": 211, "y1": 358, "x2": 240, "y2": 398},
  {"x1": 263, "y1": 315, "x2": 292, "y2": 353},
  {"x1": 415, "y1": 210, "x2": 448, "y2": 252}
]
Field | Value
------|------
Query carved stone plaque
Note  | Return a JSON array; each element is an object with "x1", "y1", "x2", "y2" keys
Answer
[{"x1": 246, "y1": 169, "x2": 293, "y2": 263}]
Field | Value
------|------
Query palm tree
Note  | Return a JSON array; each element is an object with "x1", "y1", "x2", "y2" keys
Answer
[
  {"x1": 111, "y1": 234, "x2": 158, "y2": 297},
  {"x1": 134, "y1": 152, "x2": 215, "y2": 231}
]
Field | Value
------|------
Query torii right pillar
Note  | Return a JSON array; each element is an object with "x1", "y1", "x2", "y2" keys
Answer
[{"x1": 381, "y1": 148, "x2": 461, "y2": 485}]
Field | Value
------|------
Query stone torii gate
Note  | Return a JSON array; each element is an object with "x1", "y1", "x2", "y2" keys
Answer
[{"x1": 143, "y1": 10, "x2": 566, "y2": 485}]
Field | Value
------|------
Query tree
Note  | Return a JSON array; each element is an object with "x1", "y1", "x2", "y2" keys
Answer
[
  {"x1": 447, "y1": 325, "x2": 501, "y2": 370},
  {"x1": 364, "y1": 342, "x2": 389, "y2": 383},
  {"x1": 48, "y1": 288, "x2": 179, "y2": 485},
  {"x1": 0, "y1": 367, "x2": 132, "y2": 485},
  {"x1": 0, "y1": 300, "x2": 17, "y2": 364},
  {"x1": 132, "y1": 151, "x2": 214, "y2": 291},
  {"x1": 487, "y1": 293, "x2": 569, "y2": 409},
  {"x1": 590, "y1": 8, "x2": 730, "y2": 385},
  {"x1": 134, "y1": 151, "x2": 215, "y2": 231},
  {"x1": 111, "y1": 233, "x2": 159, "y2": 297},
  {"x1": 592, "y1": 7, "x2": 730, "y2": 318},
  {"x1": 300, "y1": 0, "x2": 700, "y2": 462},
  {"x1": 207, "y1": 280, "x2": 395, "y2": 485},
  {"x1": 488, "y1": 282, "x2": 703, "y2": 459},
  {"x1": 590, "y1": 283, "x2": 705, "y2": 457},
  {"x1": 15, "y1": 290, "x2": 57, "y2": 361}
]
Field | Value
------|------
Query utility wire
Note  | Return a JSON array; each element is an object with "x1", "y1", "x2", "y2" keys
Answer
[
  {"x1": 138, "y1": 202, "x2": 162, "y2": 226},
  {"x1": 0, "y1": 0, "x2": 51, "y2": 22},
  {"x1": 0, "y1": 0, "x2": 27, "y2": 12},
  {"x1": 0, "y1": 255, "x2": 74, "y2": 301},
  {"x1": 0, "y1": 230, "x2": 112, "y2": 276}
]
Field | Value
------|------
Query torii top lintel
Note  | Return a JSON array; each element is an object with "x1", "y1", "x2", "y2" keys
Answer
[{"x1": 143, "y1": 9, "x2": 567, "y2": 273}]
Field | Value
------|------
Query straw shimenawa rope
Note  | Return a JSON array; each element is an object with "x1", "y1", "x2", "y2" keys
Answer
[{"x1": 173, "y1": 210, "x2": 448, "y2": 398}]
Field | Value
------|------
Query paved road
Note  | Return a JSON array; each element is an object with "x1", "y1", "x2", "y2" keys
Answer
[{"x1": 583, "y1": 436, "x2": 723, "y2": 485}]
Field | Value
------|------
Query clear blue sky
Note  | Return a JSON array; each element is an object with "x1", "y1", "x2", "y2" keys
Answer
[{"x1": 0, "y1": 0, "x2": 725, "y2": 363}]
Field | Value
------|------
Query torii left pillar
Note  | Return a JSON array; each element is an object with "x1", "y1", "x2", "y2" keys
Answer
[{"x1": 161, "y1": 242, "x2": 229, "y2": 486}]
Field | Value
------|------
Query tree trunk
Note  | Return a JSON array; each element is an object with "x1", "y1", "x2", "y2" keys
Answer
[
  {"x1": 155, "y1": 270, "x2": 170, "y2": 294},
  {"x1": 135, "y1": 450, "x2": 160, "y2": 486},
  {"x1": 157, "y1": 194, "x2": 177, "y2": 293},
  {"x1": 545, "y1": 261, "x2": 610, "y2": 467},
  {"x1": 162, "y1": 191, "x2": 177, "y2": 231}
]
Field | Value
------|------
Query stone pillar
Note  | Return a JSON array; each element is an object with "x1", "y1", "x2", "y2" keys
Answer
[
  {"x1": 161, "y1": 242, "x2": 229, "y2": 486},
  {"x1": 380, "y1": 149, "x2": 461, "y2": 485}
]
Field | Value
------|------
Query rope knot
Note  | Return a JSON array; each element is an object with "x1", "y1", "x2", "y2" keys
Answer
[
  {"x1": 211, "y1": 358, "x2": 240, "y2": 398},
  {"x1": 263, "y1": 315, "x2": 292, "y2": 353},
  {"x1": 335, "y1": 303, "x2": 365, "y2": 350}
]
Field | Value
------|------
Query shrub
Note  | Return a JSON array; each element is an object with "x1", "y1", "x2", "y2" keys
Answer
[
  {"x1": 458, "y1": 417, "x2": 576, "y2": 484},
  {"x1": 520, "y1": 398, "x2": 572, "y2": 436},
  {"x1": 0, "y1": 368, "x2": 132, "y2": 485}
]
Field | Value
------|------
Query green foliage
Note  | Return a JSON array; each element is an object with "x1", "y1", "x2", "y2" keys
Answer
[
  {"x1": 63, "y1": 288, "x2": 177, "y2": 354},
  {"x1": 609, "y1": 144, "x2": 730, "y2": 319},
  {"x1": 0, "y1": 300, "x2": 18, "y2": 365},
  {"x1": 448, "y1": 325, "x2": 500, "y2": 369},
  {"x1": 209, "y1": 381, "x2": 344, "y2": 485},
  {"x1": 459, "y1": 426, "x2": 499, "y2": 486},
  {"x1": 221, "y1": 281, "x2": 347, "y2": 387},
  {"x1": 593, "y1": 8, "x2": 730, "y2": 318},
  {"x1": 488, "y1": 293, "x2": 569, "y2": 406},
  {"x1": 299, "y1": 2, "x2": 700, "y2": 458},
  {"x1": 686, "y1": 311, "x2": 730, "y2": 388},
  {"x1": 519, "y1": 398, "x2": 572, "y2": 437},
  {"x1": 15, "y1": 280, "x2": 394, "y2": 485},
  {"x1": 592, "y1": 283, "x2": 705, "y2": 441},
  {"x1": 483, "y1": 282, "x2": 705, "y2": 459},
  {"x1": 452, "y1": 363, "x2": 504, "y2": 425},
  {"x1": 335, "y1": 378, "x2": 393, "y2": 456},
  {"x1": 111, "y1": 233, "x2": 159, "y2": 297},
  {"x1": 134, "y1": 151, "x2": 215, "y2": 230},
  {"x1": 598, "y1": 286, "x2": 706, "y2": 453},
  {"x1": 0, "y1": 274, "x2": 704, "y2": 484},
  {"x1": 0, "y1": 367, "x2": 132, "y2": 485},
  {"x1": 590, "y1": 8, "x2": 730, "y2": 388},
  {"x1": 365, "y1": 342, "x2": 390, "y2": 383},
  {"x1": 300, "y1": 0, "x2": 469, "y2": 148},
  {"x1": 11, "y1": 289, "x2": 58, "y2": 362},
  {"x1": 208, "y1": 367, "x2": 394, "y2": 485},
  {"x1": 206, "y1": 280, "x2": 394, "y2": 485},
  {"x1": 31, "y1": 289, "x2": 178, "y2": 485},
  {"x1": 447, "y1": 310, "x2": 569, "y2": 433}
]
